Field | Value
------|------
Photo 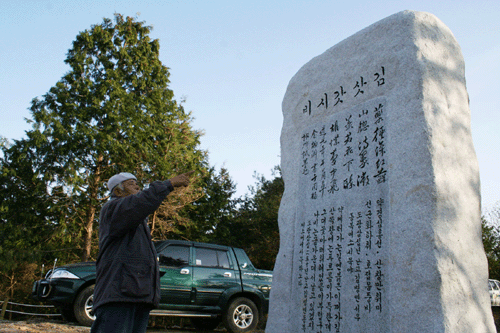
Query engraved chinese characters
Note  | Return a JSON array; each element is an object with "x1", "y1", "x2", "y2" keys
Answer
[
  {"x1": 294, "y1": 98, "x2": 388, "y2": 332},
  {"x1": 300, "y1": 99, "x2": 387, "y2": 196}
]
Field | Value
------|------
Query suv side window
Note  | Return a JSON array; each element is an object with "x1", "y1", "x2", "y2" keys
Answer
[
  {"x1": 217, "y1": 250, "x2": 230, "y2": 269},
  {"x1": 158, "y1": 245, "x2": 190, "y2": 267},
  {"x1": 195, "y1": 248, "x2": 230, "y2": 269}
]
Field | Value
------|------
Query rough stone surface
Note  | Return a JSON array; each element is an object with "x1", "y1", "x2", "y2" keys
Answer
[{"x1": 266, "y1": 10, "x2": 495, "y2": 333}]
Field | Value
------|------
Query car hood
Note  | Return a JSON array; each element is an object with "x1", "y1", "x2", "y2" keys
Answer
[{"x1": 60, "y1": 261, "x2": 96, "y2": 269}]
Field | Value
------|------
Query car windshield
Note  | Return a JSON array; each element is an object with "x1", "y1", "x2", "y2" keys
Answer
[{"x1": 490, "y1": 280, "x2": 500, "y2": 290}]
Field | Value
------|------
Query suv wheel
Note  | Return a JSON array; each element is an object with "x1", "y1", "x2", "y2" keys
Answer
[
  {"x1": 224, "y1": 297, "x2": 259, "y2": 333},
  {"x1": 73, "y1": 284, "x2": 95, "y2": 327}
]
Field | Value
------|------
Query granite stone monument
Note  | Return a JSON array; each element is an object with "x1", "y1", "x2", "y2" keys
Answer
[{"x1": 266, "y1": 10, "x2": 495, "y2": 333}]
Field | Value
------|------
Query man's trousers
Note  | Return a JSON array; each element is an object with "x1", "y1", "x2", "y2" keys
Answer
[{"x1": 90, "y1": 302, "x2": 152, "y2": 333}]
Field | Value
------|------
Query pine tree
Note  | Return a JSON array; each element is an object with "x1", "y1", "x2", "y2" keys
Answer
[
  {"x1": 3, "y1": 14, "x2": 206, "y2": 261},
  {"x1": 483, "y1": 211, "x2": 500, "y2": 279}
]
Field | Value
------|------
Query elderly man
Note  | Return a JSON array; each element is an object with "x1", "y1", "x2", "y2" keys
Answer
[{"x1": 90, "y1": 171, "x2": 193, "y2": 333}]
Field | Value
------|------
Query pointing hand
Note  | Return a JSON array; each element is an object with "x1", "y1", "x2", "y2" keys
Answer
[{"x1": 170, "y1": 171, "x2": 194, "y2": 188}]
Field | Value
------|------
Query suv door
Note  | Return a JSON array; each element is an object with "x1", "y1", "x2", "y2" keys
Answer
[
  {"x1": 192, "y1": 247, "x2": 240, "y2": 306},
  {"x1": 233, "y1": 247, "x2": 272, "y2": 301},
  {"x1": 157, "y1": 244, "x2": 193, "y2": 305}
]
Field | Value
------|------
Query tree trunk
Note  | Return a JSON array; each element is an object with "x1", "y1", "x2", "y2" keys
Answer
[
  {"x1": 81, "y1": 205, "x2": 96, "y2": 262},
  {"x1": 81, "y1": 167, "x2": 101, "y2": 262},
  {"x1": 150, "y1": 211, "x2": 157, "y2": 236}
]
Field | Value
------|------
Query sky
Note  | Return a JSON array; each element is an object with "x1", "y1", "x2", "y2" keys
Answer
[{"x1": 1, "y1": 0, "x2": 499, "y2": 212}]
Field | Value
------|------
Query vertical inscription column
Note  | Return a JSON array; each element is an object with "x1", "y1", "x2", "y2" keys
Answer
[{"x1": 293, "y1": 97, "x2": 389, "y2": 332}]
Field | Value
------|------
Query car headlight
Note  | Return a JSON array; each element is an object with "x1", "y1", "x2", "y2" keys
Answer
[{"x1": 50, "y1": 269, "x2": 80, "y2": 280}]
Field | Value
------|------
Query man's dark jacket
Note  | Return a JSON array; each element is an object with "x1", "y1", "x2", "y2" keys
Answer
[{"x1": 93, "y1": 180, "x2": 174, "y2": 311}]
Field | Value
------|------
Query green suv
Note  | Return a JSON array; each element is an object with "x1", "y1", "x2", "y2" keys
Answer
[{"x1": 32, "y1": 240, "x2": 273, "y2": 332}]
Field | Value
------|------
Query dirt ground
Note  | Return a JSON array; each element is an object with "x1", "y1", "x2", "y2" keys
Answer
[
  {"x1": 0, "y1": 319, "x2": 266, "y2": 333},
  {"x1": 0, "y1": 319, "x2": 90, "y2": 333},
  {"x1": 2, "y1": 314, "x2": 500, "y2": 333}
]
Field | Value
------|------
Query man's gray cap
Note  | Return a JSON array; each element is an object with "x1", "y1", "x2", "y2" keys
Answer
[{"x1": 107, "y1": 172, "x2": 137, "y2": 192}]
